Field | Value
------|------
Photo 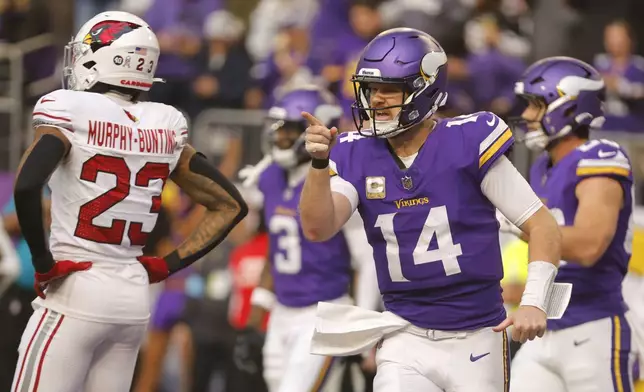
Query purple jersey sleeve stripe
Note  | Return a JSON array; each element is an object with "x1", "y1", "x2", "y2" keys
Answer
[{"x1": 479, "y1": 128, "x2": 513, "y2": 169}]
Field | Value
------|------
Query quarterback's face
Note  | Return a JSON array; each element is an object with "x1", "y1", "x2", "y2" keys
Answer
[
  {"x1": 521, "y1": 97, "x2": 547, "y2": 131},
  {"x1": 368, "y1": 83, "x2": 404, "y2": 122}
]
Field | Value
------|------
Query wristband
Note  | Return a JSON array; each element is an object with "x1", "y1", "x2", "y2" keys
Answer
[
  {"x1": 250, "y1": 287, "x2": 276, "y2": 311},
  {"x1": 520, "y1": 261, "x2": 557, "y2": 313},
  {"x1": 311, "y1": 158, "x2": 329, "y2": 169}
]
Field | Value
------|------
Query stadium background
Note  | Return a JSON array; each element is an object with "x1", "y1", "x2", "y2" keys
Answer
[{"x1": 0, "y1": 0, "x2": 643, "y2": 391}]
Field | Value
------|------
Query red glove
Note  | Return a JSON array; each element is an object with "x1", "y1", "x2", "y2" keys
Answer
[
  {"x1": 34, "y1": 260, "x2": 93, "y2": 299},
  {"x1": 136, "y1": 256, "x2": 170, "y2": 283}
]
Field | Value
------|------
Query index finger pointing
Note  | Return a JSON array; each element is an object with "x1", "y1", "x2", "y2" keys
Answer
[{"x1": 302, "y1": 111, "x2": 323, "y2": 126}]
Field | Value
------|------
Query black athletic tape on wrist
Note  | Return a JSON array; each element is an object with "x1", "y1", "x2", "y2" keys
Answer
[{"x1": 311, "y1": 158, "x2": 329, "y2": 169}]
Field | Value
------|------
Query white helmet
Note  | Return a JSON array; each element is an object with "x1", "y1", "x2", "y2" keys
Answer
[{"x1": 63, "y1": 11, "x2": 162, "y2": 92}]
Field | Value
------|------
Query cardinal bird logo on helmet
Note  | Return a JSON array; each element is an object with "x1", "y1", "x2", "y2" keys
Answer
[{"x1": 83, "y1": 21, "x2": 138, "y2": 46}]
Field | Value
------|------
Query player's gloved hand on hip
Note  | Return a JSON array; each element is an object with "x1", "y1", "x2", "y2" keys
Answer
[
  {"x1": 302, "y1": 111, "x2": 338, "y2": 160},
  {"x1": 233, "y1": 327, "x2": 265, "y2": 375},
  {"x1": 34, "y1": 259, "x2": 93, "y2": 299},
  {"x1": 136, "y1": 256, "x2": 170, "y2": 283},
  {"x1": 493, "y1": 305, "x2": 547, "y2": 343}
]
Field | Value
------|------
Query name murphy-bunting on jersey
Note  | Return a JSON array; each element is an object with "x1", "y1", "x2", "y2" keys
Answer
[{"x1": 87, "y1": 120, "x2": 179, "y2": 154}]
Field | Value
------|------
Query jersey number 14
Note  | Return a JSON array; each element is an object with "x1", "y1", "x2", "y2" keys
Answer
[
  {"x1": 74, "y1": 154, "x2": 169, "y2": 246},
  {"x1": 375, "y1": 206, "x2": 463, "y2": 282}
]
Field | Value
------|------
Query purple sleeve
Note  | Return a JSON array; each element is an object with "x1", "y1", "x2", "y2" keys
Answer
[
  {"x1": 574, "y1": 142, "x2": 633, "y2": 187},
  {"x1": 470, "y1": 111, "x2": 515, "y2": 181},
  {"x1": 329, "y1": 131, "x2": 364, "y2": 179}
]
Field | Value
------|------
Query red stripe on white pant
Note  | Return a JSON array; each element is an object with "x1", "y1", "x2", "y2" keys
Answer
[{"x1": 13, "y1": 309, "x2": 49, "y2": 392}]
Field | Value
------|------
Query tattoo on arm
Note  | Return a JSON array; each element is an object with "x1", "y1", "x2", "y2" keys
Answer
[{"x1": 166, "y1": 145, "x2": 246, "y2": 270}]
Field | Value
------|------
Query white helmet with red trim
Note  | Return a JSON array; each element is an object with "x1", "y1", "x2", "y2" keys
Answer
[{"x1": 63, "y1": 11, "x2": 162, "y2": 92}]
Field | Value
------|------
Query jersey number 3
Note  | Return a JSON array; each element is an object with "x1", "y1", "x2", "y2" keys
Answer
[
  {"x1": 375, "y1": 206, "x2": 463, "y2": 282},
  {"x1": 74, "y1": 154, "x2": 169, "y2": 246},
  {"x1": 269, "y1": 215, "x2": 301, "y2": 274}
]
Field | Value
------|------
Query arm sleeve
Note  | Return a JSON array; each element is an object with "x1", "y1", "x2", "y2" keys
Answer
[
  {"x1": 14, "y1": 134, "x2": 67, "y2": 272},
  {"x1": 341, "y1": 211, "x2": 381, "y2": 311},
  {"x1": 481, "y1": 155, "x2": 543, "y2": 227},
  {"x1": 329, "y1": 159, "x2": 359, "y2": 214}
]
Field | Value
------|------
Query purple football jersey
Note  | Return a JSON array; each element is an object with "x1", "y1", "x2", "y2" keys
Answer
[
  {"x1": 329, "y1": 111, "x2": 514, "y2": 330},
  {"x1": 259, "y1": 164, "x2": 352, "y2": 307},
  {"x1": 529, "y1": 139, "x2": 633, "y2": 330}
]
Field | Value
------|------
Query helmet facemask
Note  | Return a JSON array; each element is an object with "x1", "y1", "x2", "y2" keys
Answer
[
  {"x1": 265, "y1": 118, "x2": 309, "y2": 169},
  {"x1": 350, "y1": 52, "x2": 448, "y2": 139},
  {"x1": 511, "y1": 91, "x2": 605, "y2": 152},
  {"x1": 63, "y1": 41, "x2": 97, "y2": 90},
  {"x1": 512, "y1": 61, "x2": 606, "y2": 152}
]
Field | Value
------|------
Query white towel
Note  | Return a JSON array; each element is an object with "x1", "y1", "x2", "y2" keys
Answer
[{"x1": 310, "y1": 302, "x2": 409, "y2": 357}]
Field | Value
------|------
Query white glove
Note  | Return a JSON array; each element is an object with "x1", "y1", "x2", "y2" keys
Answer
[
  {"x1": 496, "y1": 209, "x2": 523, "y2": 237},
  {"x1": 238, "y1": 155, "x2": 273, "y2": 188}
]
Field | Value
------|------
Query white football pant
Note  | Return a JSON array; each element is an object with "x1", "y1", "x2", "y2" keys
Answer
[
  {"x1": 624, "y1": 272, "x2": 644, "y2": 380},
  {"x1": 263, "y1": 296, "x2": 351, "y2": 392},
  {"x1": 373, "y1": 326, "x2": 510, "y2": 392},
  {"x1": 511, "y1": 314, "x2": 636, "y2": 392},
  {"x1": 11, "y1": 307, "x2": 146, "y2": 392}
]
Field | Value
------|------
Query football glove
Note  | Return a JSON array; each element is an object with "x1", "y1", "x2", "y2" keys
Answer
[
  {"x1": 34, "y1": 259, "x2": 93, "y2": 299},
  {"x1": 136, "y1": 256, "x2": 170, "y2": 283},
  {"x1": 233, "y1": 327, "x2": 265, "y2": 375}
]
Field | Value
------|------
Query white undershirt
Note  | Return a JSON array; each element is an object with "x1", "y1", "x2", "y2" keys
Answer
[
  {"x1": 398, "y1": 152, "x2": 418, "y2": 169},
  {"x1": 330, "y1": 155, "x2": 542, "y2": 226}
]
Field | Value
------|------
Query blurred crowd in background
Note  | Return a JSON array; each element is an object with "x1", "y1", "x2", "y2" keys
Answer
[{"x1": 1, "y1": 0, "x2": 644, "y2": 391}]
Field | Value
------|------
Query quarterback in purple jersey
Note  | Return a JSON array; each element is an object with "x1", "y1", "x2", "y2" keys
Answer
[
  {"x1": 238, "y1": 86, "x2": 379, "y2": 392},
  {"x1": 507, "y1": 57, "x2": 638, "y2": 392},
  {"x1": 299, "y1": 28, "x2": 563, "y2": 392}
]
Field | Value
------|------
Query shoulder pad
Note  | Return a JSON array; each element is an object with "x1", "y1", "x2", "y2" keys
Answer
[
  {"x1": 444, "y1": 111, "x2": 513, "y2": 176},
  {"x1": 32, "y1": 89, "x2": 75, "y2": 134},
  {"x1": 336, "y1": 131, "x2": 367, "y2": 145},
  {"x1": 329, "y1": 131, "x2": 366, "y2": 178},
  {"x1": 576, "y1": 139, "x2": 632, "y2": 180}
]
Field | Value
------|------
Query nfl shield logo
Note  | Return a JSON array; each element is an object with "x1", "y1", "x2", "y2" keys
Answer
[{"x1": 401, "y1": 175, "x2": 413, "y2": 190}]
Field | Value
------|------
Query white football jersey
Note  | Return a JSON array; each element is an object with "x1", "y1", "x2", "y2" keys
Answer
[{"x1": 31, "y1": 89, "x2": 188, "y2": 323}]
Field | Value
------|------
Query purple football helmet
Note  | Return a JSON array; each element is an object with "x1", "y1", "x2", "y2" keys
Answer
[
  {"x1": 513, "y1": 56, "x2": 605, "y2": 151},
  {"x1": 265, "y1": 85, "x2": 342, "y2": 169},
  {"x1": 351, "y1": 28, "x2": 449, "y2": 138}
]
